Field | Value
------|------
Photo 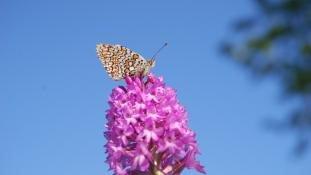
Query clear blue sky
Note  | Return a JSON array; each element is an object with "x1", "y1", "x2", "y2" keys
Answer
[{"x1": 1, "y1": 0, "x2": 310, "y2": 175}]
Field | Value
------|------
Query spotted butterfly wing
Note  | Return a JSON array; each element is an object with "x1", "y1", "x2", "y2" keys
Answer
[{"x1": 96, "y1": 44, "x2": 155, "y2": 80}]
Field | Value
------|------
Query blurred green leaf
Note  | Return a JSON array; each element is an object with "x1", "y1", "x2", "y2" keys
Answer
[
  {"x1": 266, "y1": 25, "x2": 290, "y2": 39},
  {"x1": 282, "y1": 0, "x2": 305, "y2": 12},
  {"x1": 287, "y1": 67, "x2": 311, "y2": 94},
  {"x1": 302, "y1": 44, "x2": 311, "y2": 57},
  {"x1": 248, "y1": 37, "x2": 271, "y2": 50}
]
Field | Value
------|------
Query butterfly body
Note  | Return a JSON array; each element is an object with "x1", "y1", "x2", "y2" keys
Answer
[{"x1": 96, "y1": 44, "x2": 155, "y2": 80}]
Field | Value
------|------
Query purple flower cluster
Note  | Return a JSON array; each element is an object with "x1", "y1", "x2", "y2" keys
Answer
[{"x1": 104, "y1": 73, "x2": 205, "y2": 175}]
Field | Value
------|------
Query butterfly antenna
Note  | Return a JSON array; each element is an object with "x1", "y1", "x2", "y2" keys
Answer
[{"x1": 151, "y1": 43, "x2": 168, "y2": 61}]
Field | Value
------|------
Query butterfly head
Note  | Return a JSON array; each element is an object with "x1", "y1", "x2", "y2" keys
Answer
[
  {"x1": 148, "y1": 59, "x2": 156, "y2": 68},
  {"x1": 142, "y1": 60, "x2": 156, "y2": 76}
]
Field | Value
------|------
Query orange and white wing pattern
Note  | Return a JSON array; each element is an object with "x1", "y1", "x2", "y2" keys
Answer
[{"x1": 96, "y1": 44, "x2": 148, "y2": 80}]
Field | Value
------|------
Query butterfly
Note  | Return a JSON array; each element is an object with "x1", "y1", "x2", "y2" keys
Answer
[{"x1": 96, "y1": 43, "x2": 167, "y2": 80}]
